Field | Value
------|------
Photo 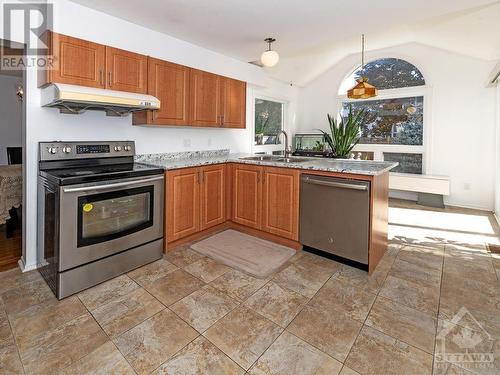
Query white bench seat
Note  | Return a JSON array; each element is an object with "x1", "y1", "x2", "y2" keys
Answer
[{"x1": 389, "y1": 173, "x2": 450, "y2": 207}]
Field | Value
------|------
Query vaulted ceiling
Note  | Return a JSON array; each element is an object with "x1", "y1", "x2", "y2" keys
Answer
[{"x1": 69, "y1": 0, "x2": 500, "y2": 86}]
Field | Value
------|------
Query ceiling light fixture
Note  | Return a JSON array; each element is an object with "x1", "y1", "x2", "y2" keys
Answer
[
  {"x1": 260, "y1": 38, "x2": 279, "y2": 67},
  {"x1": 347, "y1": 34, "x2": 377, "y2": 99}
]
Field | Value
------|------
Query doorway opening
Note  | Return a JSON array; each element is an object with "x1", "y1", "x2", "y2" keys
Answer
[{"x1": 0, "y1": 39, "x2": 25, "y2": 271}]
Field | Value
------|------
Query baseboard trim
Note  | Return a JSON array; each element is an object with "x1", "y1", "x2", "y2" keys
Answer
[
  {"x1": 18, "y1": 257, "x2": 37, "y2": 272},
  {"x1": 166, "y1": 221, "x2": 302, "y2": 252},
  {"x1": 165, "y1": 222, "x2": 231, "y2": 252}
]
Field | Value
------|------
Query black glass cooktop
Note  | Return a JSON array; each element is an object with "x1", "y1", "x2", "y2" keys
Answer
[{"x1": 40, "y1": 162, "x2": 164, "y2": 186}]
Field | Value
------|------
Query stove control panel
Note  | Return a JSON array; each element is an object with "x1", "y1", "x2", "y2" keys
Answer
[{"x1": 39, "y1": 141, "x2": 135, "y2": 161}]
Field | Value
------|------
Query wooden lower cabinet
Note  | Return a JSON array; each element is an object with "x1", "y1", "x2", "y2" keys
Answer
[
  {"x1": 166, "y1": 164, "x2": 226, "y2": 243},
  {"x1": 231, "y1": 164, "x2": 299, "y2": 240},
  {"x1": 262, "y1": 167, "x2": 299, "y2": 240},
  {"x1": 166, "y1": 168, "x2": 200, "y2": 242},
  {"x1": 231, "y1": 164, "x2": 262, "y2": 230},
  {"x1": 200, "y1": 164, "x2": 226, "y2": 230}
]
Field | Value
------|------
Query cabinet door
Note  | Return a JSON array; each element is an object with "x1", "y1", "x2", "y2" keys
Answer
[
  {"x1": 220, "y1": 77, "x2": 246, "y2": 128},
  {"x1": 143, "y1": 58, "x2": 190, "y2": 125},
  {"x1": 200, "y1": 164, "x2": 226, "y2": 230},
  {"x1": 262, "y1": 167, "x2": 299, "y2": 240},
  {"x1": 105, "y1": 46, "x2": 148, "y2": 94},
  {"x1": 42, "y1": 32, "x2": 106, "y2": 88},
  {"x1": 166, "y1": 168, "x2": 200, "y2": 242},
  {"x1": 189, "y1": 69, "x2": 221, "y2": 127},
  {"x1": 232, "y1": 164, "x2": 262, "y2": 229}
]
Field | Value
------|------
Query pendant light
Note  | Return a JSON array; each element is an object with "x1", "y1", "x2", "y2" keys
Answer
[
  {"x1": 260, "y1": 38, "x2": 279, "y2": 67},
  {"x1": 347, "y1": 34, "x2": 377, "y2": 99}
]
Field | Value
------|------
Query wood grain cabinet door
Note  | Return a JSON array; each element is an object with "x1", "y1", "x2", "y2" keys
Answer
[
  {"x1": 166, "y1": 168, "x2": 200, "y2": 242},
  {"x1": 262, "y1": 167, "x2": 299, "y2": 240},
  {"x1": 42, "y1": 32, "x2": 106, "y2": 88},
  {"x1": 220, "y1": 77, "x2": 246, "y2": 128},
  {"x1": 232, "y1": 164, "x2": 262, "y2": 229},
  {"x1": 200, "y1": 164, "x2": 226, "y2": 230},
  {"x1": 189, "y1": 69, "x2": 221, "y2": 127},
  {"x1": 145, "y1": 58, "x2": 190, "y2": 125},
  {"x1": 105, "y1": 47, "x2": 148, "y2": 94}
]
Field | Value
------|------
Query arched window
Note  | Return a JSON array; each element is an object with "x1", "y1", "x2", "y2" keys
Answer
[{"x1": 339, "y1": 58, "x2": 426, "y2": 175}]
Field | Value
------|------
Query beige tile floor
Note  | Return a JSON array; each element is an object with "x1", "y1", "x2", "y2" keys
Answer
[{"x1": 0, "y1": 199, "x2": 499, "y2": 375}]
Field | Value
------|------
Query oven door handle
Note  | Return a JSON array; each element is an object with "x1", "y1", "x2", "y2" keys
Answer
[{"x1": 62, "y1": 175, "x2": 164, "y2": 193}]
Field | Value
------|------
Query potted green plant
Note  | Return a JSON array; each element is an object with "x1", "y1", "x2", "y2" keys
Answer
[{"x1": 318, "y1": 106, "x2": 366, "y2": 158}]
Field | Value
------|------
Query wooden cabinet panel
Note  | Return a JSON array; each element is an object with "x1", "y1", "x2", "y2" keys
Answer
[
  {"x1": 166, "y1": 169, "x2": 200, "y2": 242},
  {"x1": 200, "y1": 164, "x2": 226, "y2": 230},
  {"x1": 221, "y1": 77, "x2": 246, "y2": 128},
  {"x1": 39, "y1": 31, "x2": 106, "y2": 88},
  {"x1": 105, "y1": 46, "x2": 148, "y2": 93},
  {"x1": 151, "y1": 58, "x2": 190, "y2": 124},
  {"x1": 262, "y1": 167, "x2": 299, "y2": 240},
  {"x1": 189, "y1": 69, "x2": 221, "y2": 127},
  {"x1": 232, "y1": 164, "x2": 262, "y2": 229}
]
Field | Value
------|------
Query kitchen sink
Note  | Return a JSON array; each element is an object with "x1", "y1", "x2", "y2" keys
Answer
[
  {"x1": 239, "y1": 155, "x2": 280, "y2": 161},
  {"x1": 239, "y1": 156, "x2": 310, "y2": 163},
  {"x1": 274, "y1": 157, "x2": 310, "y2": 163}
]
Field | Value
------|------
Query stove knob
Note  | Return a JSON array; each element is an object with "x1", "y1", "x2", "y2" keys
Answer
[
  {"x1": 114, "y1": 146, "x2": 122, "y2": 152},
  {"x1": 48, "y1": 147, "x2": 57, "y2": 154},
  {"x1": 124, "y1": 145, "x2": 131, "y2": 151},
  {"x1": 62, "y1": 146, "x2": 72, "y2": 154}
]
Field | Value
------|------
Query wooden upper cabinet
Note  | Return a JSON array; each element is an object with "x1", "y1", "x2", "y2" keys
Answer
[
  {"x1": 220, "y1": 77, "x2": 246, "y2": 128},
  {"x1": 166, "y1": 168, "x2": 200, "y2": 242},
  {"x1": 134, "y1": 58, "x2": 190, "y2": 125},
  {"x1": 39, "y1": 32, "x2": 247, "y2": 129},
  {"x1": 105, "y1": 46, "x2": 148, "y2": 94},
  {"x1": 232, "y1": 164, "x2": 262, "y2": 230},
  {"x1": 200, "y1": 164, "x2": 226, "y2": 230},
  {"x1": 189, "y1": 69, "x2": 221, "y2": 127},
  {"x1": 39, "y1": 31, "x2": 106, "y2": 88},
  {"x1": 262, "y1": 167, "x2": 299, "y2": 240}
]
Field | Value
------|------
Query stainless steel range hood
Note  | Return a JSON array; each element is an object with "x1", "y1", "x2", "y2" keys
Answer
[{"x1": 41, "y1": 83, "x2": 160, "y2": 116}]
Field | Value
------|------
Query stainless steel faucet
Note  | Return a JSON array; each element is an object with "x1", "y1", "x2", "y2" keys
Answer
[{"x1": 277, "y1": 130, "x2": 292, "y2": 157}]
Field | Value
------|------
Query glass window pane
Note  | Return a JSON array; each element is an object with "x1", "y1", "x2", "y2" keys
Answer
[
  {"x1": 255, "y1": 99, "x2": 283, "y2": 145},
  {"x1": 81, "y1": 193, "x2": 150, "y2": 239},
  {"x1": 343, "y1": 58, "x2": 425, "y2": 91},
  {"x1": 343, "y1": 96, "x2": 423, "y2": 145},
  {"x1": 384, "y1": 152, "x2": 423, "y2": 174}
]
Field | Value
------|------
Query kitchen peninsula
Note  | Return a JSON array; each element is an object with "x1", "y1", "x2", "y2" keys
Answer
[{"x1": 137, "y1": 150, "x2": 398, "y2": 274}]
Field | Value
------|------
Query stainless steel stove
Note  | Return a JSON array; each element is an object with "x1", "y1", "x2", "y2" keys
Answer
[{"x1": 37, "y1": 141, "x2": 164, "y2": 299}]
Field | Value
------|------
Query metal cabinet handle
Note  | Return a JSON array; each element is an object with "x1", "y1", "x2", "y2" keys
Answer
[
  {"x1": 197, "y1": 170, "x2": 205, "y2": 184},
  {"x1": 108, "y1": 71, "x2": 112, "y2": 87},
  {"x1": 303, "y1": 177, "x2": 368, "y2": 191},
  {"x1": 63, "y1": 176, "x2": 164, "y2": 193},
  {"x1": 99, "y1": 69, "x2": 104, "y2": 86}
]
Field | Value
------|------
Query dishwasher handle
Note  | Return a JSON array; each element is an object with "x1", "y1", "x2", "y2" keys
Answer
[{"x1": 302, "y1": 176, "x2": 368, "y2": 191}]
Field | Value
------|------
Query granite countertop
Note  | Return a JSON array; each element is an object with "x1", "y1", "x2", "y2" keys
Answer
[{"x1": 136, "y1": 150, "x2": 398, "y2": 176}]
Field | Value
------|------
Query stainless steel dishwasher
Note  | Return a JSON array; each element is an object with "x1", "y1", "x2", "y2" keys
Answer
[{"x1": 300, "y1": 174, "x2": 370, "y2": 265}]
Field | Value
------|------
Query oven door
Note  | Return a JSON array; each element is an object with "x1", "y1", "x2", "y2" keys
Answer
[{"x1": 58, "y1": 174, "x2": 164, "y2": 271}]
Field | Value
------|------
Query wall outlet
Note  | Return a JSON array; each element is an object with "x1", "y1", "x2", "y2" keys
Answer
[
  {"x1": 183, "y1": 139, "x2": 191, "y2": 147},
  {"x1": 207, "y1": 138, "x2": 212, "y2": 147},
  {"x1": 464, "y1": 183, "x2": 471, "y2": 190}
]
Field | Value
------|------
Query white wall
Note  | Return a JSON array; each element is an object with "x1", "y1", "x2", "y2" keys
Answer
[
  {"x1": 0, "y1": 74, "x2": 22, "y2": 165},
  {"x1": 0, "y1": 0, "x2": 298, "y2": 270},
  {"x1": 495, "y1": 82, "x2": 500, "y2": 218},
  {"x1": 298, "y1": 43, "x2": 498, "y2": 210}
]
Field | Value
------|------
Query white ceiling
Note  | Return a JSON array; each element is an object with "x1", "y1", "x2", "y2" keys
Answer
[{"x1": 69, "y1": 0, "x2": 500, "y2": 86}]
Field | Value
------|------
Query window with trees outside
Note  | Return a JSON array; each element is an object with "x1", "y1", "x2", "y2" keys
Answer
[
  {"x1": 339, "y1": 58, "x2": 426, "y2": 174},
  {"x1": 254, "y1": 98, "x2": 285, "y2": 148}
]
